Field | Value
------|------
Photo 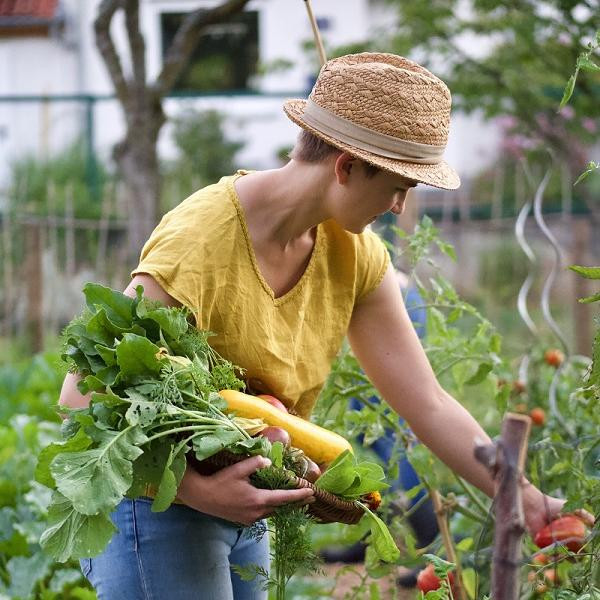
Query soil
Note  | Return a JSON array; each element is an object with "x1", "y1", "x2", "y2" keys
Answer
[{"x1": 317, "y1": 563, "x2": 418, "y2": 599}]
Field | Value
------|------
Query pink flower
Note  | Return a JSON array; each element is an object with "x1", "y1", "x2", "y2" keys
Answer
[
  {"x1": 559, "y1": 105, "x2": 575, "y2": 120},
  {"x1": 582, "y1": 117, "x2": 597, "y2": 133},
  {"x1": 496, "y1": 115, "x2": 518, "y2": 130},
  {"x1": 558, "y1": 32, "x2": 571, "y2": 46}
]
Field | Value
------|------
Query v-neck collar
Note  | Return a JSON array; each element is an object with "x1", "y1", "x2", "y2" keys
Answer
[{"x1": 228, "y1": 171, "x2": 322, "y2": 306}]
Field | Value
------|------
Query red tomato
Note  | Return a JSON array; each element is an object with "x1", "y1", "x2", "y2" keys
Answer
[
  {"x1": 529, "y1": 407, "x2": 546, "y2": 426},
  {"x1": 416, "y1": 564, "x2": 455, "y2": 593},
  {"x1": 534, "y1": 515, "x2": 587, "y2": 552},
  {"x1": 544, "y1": 349, "x2": 564, "y2": 368},
  {"x1": 257, "y1": 394, "x2": 288, "y2": 413}
]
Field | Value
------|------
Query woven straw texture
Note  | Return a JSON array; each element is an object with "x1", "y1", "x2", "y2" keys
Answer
[
  {"x1": 283, "y1": 52, "x2": 460, "y2": 190},
  {"x1": 197, "y1": 451, "x2": 364, "y2": 525}
]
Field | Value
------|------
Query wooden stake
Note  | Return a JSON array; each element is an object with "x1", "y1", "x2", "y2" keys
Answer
[
  {"x1": 475, "y1": 412, "x2": 532, "y2": 600},
  {"x1": 2, "y1": 209, "x2": 13, "y2": 337},
  {"x1": 430, "y1": 487, "x2": 468, "y2": 600},
  {"x1": 302, "y1": 0, "x2": 327, "y2": 67},
  {"x1": 65, "y1": 185, "x2": 76, "y2": 277},
  {"x1": 25, "y1": 222, "x2": 44, "y2": 353}
]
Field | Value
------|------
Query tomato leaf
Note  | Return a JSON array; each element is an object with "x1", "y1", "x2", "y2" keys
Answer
[{"x1": 465, "y1": 363, "x2": 492, "y2": 386}]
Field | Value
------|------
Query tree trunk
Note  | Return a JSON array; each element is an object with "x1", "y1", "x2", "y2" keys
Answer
[{"x1": 118, "y1": 137, "x2": 160, "y2": 264}]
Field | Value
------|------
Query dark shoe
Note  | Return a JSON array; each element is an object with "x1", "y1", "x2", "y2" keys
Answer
[{"x1": 320, "y1": 541, "x2": 366, "y2": 564}]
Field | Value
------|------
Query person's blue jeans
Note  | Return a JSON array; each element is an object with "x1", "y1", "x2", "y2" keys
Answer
[
  {"x1": 349, "y1": 397, "x2": 425, "y2": 505},
  {"x1": 80, "y1": 497, "x2": 269, "y2": 600}
]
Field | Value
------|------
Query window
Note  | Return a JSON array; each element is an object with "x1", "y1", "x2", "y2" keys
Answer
[{"x1": 161, "y1": 11, "x2": 259, "y2": 93}]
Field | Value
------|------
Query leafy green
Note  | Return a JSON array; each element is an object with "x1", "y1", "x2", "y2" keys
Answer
[
  {"x1": 40, "y1": 282, "x2": 396, "y2": 581},
  {"x1": 315, "y1": 450, "x2": 389, "y2": 498},
  {"x1": 358, "y1": 503, "x2": 400, "y2": 563},
  {"x1": 38, "y1": 283, "x2": 255, "y2": 562}
]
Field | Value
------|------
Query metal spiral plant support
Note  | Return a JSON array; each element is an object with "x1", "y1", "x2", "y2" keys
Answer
[
  {"x1": 514, "y1": 196, "x2": 539, "y2": 384},
  {"x1": 531, "y1": 158, "x2": 575, "y2": 439}
]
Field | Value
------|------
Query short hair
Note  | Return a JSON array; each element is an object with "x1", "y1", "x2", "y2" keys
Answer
[{"x1": 289, "y1": 130, "x2": 381, "y2": 178}]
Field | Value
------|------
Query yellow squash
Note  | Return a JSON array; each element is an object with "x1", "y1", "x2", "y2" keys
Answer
[{"x1": 219, "y1": 389, "x2": 353, "y2": 464}]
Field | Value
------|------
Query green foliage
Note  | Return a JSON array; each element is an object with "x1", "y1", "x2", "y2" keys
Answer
[
  {"x1": 315, "y1": 451, "x2": 388, "y2": 498},
  {"x1": 0, "y1": 415, "x2": 94, "y2": 599},
  {"x1": 162, "y1": 109, "x2": 245, "y2": 210},
  {"x1": 8, "y1": 140, "x2": 110, "y2": 218},
  {"x1": 0, "y1": 352, "x2": 65, "y2": 424},
  {"x1": 381, "y1": 0, "x2": 600, "y2": 126},
  {"x1": 315, "y1": 215, "x2": 600, "y2": 596}
]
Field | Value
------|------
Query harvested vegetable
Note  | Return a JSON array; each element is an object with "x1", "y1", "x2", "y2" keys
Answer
[
  {"x1": 259, "y1": 426, "x2": 291, "y2": 446},
  {"x1": 220, "y1": 389, "x2": 353, "y2": 463},
  {"x1": 35, "y1": 284, "x2": 399, "y2": 598},
  {"x1": 534, "y1": 515, "x2": 587, "y2": 552}
]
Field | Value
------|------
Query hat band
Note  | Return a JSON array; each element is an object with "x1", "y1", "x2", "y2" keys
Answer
[{"x1": 301, "y1": 99, "x2": 445, "y2": 164}]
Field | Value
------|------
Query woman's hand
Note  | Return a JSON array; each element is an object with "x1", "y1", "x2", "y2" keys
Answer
[
  {"x1": 176, "y1": 455, "x2": 315, "y2": 526},
  {"x1": 522, "y1": 484, "x2": 595, "y2": 536}
]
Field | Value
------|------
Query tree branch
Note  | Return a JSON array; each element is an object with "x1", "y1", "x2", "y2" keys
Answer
[
  {"x1": 153, "y1": 0, "x2": 252, "y2": 98},
  {"x1": 124, "y1": 0, "x2": 147, "y2": 100},
  {"x1": 94, "y1": 0, "x2": 130, "y2": 107}
]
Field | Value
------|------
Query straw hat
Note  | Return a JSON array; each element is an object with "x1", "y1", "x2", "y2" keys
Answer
[{"x1": 283, "y1": 53, "x2": 460, "y2": 190}]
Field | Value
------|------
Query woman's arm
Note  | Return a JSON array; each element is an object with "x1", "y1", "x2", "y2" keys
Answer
[
  {"x1": 348, "y1": 265, "x2": 568, "y2": 533},
  {"x1": 58, "y1": 274, "x2": 313, "y2": 524}
]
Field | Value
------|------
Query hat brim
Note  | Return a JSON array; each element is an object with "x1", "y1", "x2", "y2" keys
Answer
[{"x1": 283, "y1": 99, "x2": 460, "y2": 191}]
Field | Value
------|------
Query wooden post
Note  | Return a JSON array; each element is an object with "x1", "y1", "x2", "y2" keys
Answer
[
  {"x1": 25, "y1": 221, "x2": 44, "y2": 353},
  {"x1": 47, "y1": 183, "x2": 60, "y2": 335},
  {"x1": 65, "y1": 185, "x2": 76, "y2": 277},
  {"x1": 474, "y1": 413, "x2": 532, "y2": 600},
  {"x1": 96, "y1": 182, "x2": 113, "y2": 282},
  {"x1": 2, "y1": 209, "x2": 14, "y2": 337}
]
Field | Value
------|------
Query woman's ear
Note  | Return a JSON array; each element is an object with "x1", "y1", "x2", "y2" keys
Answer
[{"x1": 333, "y1": 152, "x2": 357, "y2": 184}]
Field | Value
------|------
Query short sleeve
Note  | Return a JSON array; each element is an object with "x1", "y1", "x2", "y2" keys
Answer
[
  {"x1": 130, "y1": 211, "x2": 199, "y2": 310},
  {"x1": 354, "y1": 228, "x2": 390, "y2": 303}
]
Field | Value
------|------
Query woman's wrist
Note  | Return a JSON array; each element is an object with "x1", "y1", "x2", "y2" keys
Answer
[{"x1": 176, "y1": 464, "x2": 210, "y2": 512}]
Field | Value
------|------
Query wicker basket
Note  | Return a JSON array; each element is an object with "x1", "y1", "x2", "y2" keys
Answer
[{"x1": 191, "y1": 451, "x2": 364, "y2": 525}]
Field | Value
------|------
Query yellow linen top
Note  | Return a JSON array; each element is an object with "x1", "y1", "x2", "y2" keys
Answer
[{"x1": 132, "y1": 171, "x2": 389, "y2": 419}]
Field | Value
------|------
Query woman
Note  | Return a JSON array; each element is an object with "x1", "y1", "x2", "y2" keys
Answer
[{"x1": 59, "y1": 53, "x2": 586, "y2": 600}]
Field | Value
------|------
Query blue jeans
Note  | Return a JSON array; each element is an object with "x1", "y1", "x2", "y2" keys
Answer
[{"x1": 80, "y1": 497, "x2": 269, "y2": 600}]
